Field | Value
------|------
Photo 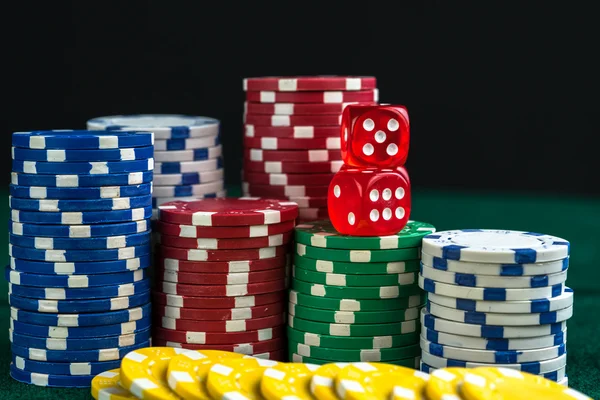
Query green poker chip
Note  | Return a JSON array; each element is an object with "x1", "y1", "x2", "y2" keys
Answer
[
  {"x1": 288, "y1": 315, "x2": 419, "y2": 336},
  {"x1": 292, "y1": 265, "x2": 418, "y2": 287},
  {"x1": 292, "y1": 278, "x2": 422, "y2": 299},
  {"x1": 287, "y1": 326, "x2": 421, "y2": 350},
  {"x1": 289, "y1": 290, "x2": 425, "y2": 312},
  {"x1": 294, "y1": 254, "x2": 421, "y2": 274},
  {"x1": 289, "y1": 351, "x2": 421, "y2": 368},
  {"x1": 288, "y1": 302, "x2": 422, "y2": 324},
  {"x1": 296, "y1": 243, "x2": 420, "y2": 263},
  {"x1": 289, "y1": 340, "x2": 421, "y2": 362},
  {"x1": 295, "y1": 219, "x2": 436, "y2": 250}
]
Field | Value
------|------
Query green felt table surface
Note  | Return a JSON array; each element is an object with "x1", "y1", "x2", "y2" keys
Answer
[{"x1": 1, "y1": 187, "x2": 599, "y2": 399}]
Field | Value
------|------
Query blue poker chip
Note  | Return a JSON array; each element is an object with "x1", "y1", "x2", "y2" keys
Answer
[
  {"x1": 11, "y1": 171, "x2": 153, "y2": 187},
  {"x1": 10, "y1": 328, "x2": 151, "y2": 350},
  {"x1": 151, "y1": 191, "x2": 223, "y2": 208},
  {"x1": 419, "y1": 361, "x2": 434, "y2": 373},
  {"x1": 12, "y1": 145, "x2": 154, "y2": 162},
  {"x1": 9, "y1": 243, "x2": 150, "y2": 262},
  {"x1": 13, "y1": 354, "x2": 121, "y2": 376},
  {"x1": 153, "y1": 169, "x2": 224, "y2": 186},
  {"x1": 8, "y1": 278, "x2": 151, "y2": 300},
  {"x1": 10, "y1": 302, "x2": 151, "y2": 326},
  {"x1": 10, "y1": 183, "x2": 153, "y2": 199},
  {"x1": 12, "y1": 130, "x2": 154, "y2": 149},
  {"x1": 155, "y1": 135, "x2": 220, "y2": 151},
  {"x1": 87, "y1": 114, "x2": 220, "y2": 140},
  {"x1": 12, "y1": 158, "x2": 154, "y2": 175},
  {"x1": 10, "y1": 363, "x2": 95, "y2": 387},
  {"x1": 154, "y1": 157, "x2": 223, "y2": 174},
  {"x1": 9, "y1": 255, "x2": 151, "y2": 275},
  {"x1": 10, "y1": 219, "x2": 150, "y2": 238},
  {"x1": 11, "y1": 206, "x2": 153, "y2": 224},
  {"x1": 9, "y1": 231, "x2": 151, "y2": 250},
  {"x1": 5, "y1": 267, "x2": 147, "y2": 288},
  {"x1": 9, "y1": 194, "x2": 152, "y2": 212},
  {"x1": 152, "y1": 180, "x2": 224, "y2": 198},
  {"x1": 9, "y1": 291, "x2": 150, "y2": 313},
  {"x1": 10, "y1": 340, "x2": 151, "y2": 361}
]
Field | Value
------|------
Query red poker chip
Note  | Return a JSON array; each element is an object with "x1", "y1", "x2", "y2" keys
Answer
[
  {"x1": 155, "y1": 313, "x2": 285, "y2": 332},
  {"x1": 288, "y1": 197, "x2": 327, "y2": 208},
  {"x1": 245, "y1": 89, "x2": 378, "y2": 104},
  {"x1": 243, "y1": 183, "x2": 329, "y2": 198},
  {"x1": 245, "y1": 102, "x2": 357, "y2": 115},
  {"x1": 153, "y1": 220, "x2": 296, "y2": 239},
  {"x1": 245, "y1": 149, "x2": 341, "y2": 162},
  {"x1": 158, "y1": 244, "x2": 289, "y2": 262},
  {"x1": 157, "y1": 255, "x2": 289, "y2": 273},
  {"x1": 152, "y1": 324, "x2": 285, "y2": 344},
  {"x1": 156, "y1": 267, "x2": 287, "y2": 285},
  {"x1": 243, "y1": 160, "x2": 342, "y2": 175},
  {"x1": 243, "y1": 76, "x2": 376, "y2": 92},
  {"x1": 245, "y1": 125, "x2": 339, "y2": 138},
  {"x1": 243, "y1": 171, "x2": 335, "y2": 187},
  {"x1": 158, "y1": 198, "x2": 299, "y2": 226},
  {"x1": 157, "y1": 231, "x2": 293, "y2": 250},
  {"x1": 152, "y1": 290, "x2": 286, "y2": 309},
  {"x1": 298, "y1": 207, "x2": 329, "y2": 221},
  {"x1": 158, "y1": 278, "x2": 287, "y2": 297},
  {"x1": 151, "y1": 337, "x2": 285, "y2": 354},
  {"x1": 243, "y1": 136, "x2": 341, "y2": 150},
  {"x1": 244, "y1": 114, "x2": 342, "y2": 127},
  {"x1": 155, "y1": 302, "x2": 285, "y2": 321}
]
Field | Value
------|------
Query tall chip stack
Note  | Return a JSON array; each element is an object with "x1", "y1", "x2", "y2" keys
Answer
[
  {"x1": 288, "y1": 219, "x2": 436, "y2": 366},
  {"x1": 150, "y1": 198, "x2": 297, "y2": 360},
  {"x1": 241, "y1": 76, "x2": 379, "y2": 222},
  {"x1": 6, "y1": 130, "x2": 153, "y2": 388},
  {"x1": 418, "y1": 229, "x2": 571, "y2": 386}
]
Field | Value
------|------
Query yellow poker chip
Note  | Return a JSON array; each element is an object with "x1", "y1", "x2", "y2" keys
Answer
[
  {"x1": 260, "y1": 362, "x2": 320, "y2": 400},
  {"x1": 120, "y1": 347, "x2": 194, "y2": 400},
  {"x1": 166, "y1": 350, "x2": 246, "y2": 400},
  {"x1": 461, "y1": 367, "x2": 593, "y2": 400},
  {"x1": 310, "y1": 363, "x2": 349, "y2": 400},
  {"x1": 91, "y1": 369, "x2": 137, "y2": 400},
  {"x1": 335, "y1": 362, "x2": 430, "y2": 400},
  {"x1": 423, "y1": 367, "x2": 469, "y2": 400},
  {"x1": 206, "y1": 357, "x2": 279, "y2": 400}
]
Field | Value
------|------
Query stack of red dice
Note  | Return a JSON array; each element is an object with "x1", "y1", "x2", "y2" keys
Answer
[{"x1": 328, "y1": 104, "x2": 411, "y2": 236}]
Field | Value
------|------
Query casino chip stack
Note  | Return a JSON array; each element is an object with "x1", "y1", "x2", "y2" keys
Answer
[
  {"x1": 151, "y1": 198, "x2": 299, "y2": 360},
  {"x1": 241, "y1": 76, "x2": 379, "y2": 222},
  {"x1": 7, "y1": 130, "x2": 153, "y2": 388},
  {"x1": 87, "y1": 114, "x2": 226, "y2": 219},
  {"x1": 288, "y1": 219, "x2": 436, "y2": 366},
  {"x1": 418, "y1": 229, "x2": 572, "y2": 385}
]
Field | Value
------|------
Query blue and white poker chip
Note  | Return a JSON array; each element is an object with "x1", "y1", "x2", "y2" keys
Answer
[
  {"x1": 8, "y1": 278, "x2": 151, "y2": 300},
  {"x1": 5, "y1": 268, "x2": 147, "y2": 288},
  {"x1": 12, "y1": 130, "x2": 154, "y2": 149},
  {"x1": 154, "y1": 157, "x2": 223, "y2": 174},
  {"x1": 10, "y1": 183, "x2": 153, "y2": 199},
  {"x1": 10, "y1": 220, "x2": 150, "y2": 238},
  {"x1": 152, "y1": 180, "x2": 225, "y2": 198},
  {"x1": 422, "y1": 229, "x2": 570, "y2": 264},
  {"x1": 153, "y1": 169, "x2": 224, "y2": 186},
  {"x1": 13, "y1": 354, "x2": 121, "y2": 376},
  {"x1": 9, "y1": 194, "x2": 152, "y2": 211},
  {"x1": 12, "y1": 145, "x2": 154, "y2": 162},
  {"x1": 11, "y1": 206, "x2": 152, "y2": 224},
  {"x1": 11, "y1": 171, "x2": 153, "y2": 187},
  {"x1": 418, "y1": 361, "x2": 567, "y2": 383},
  {"x1": 151, "y1": 191, "x2": 226, "y2": 209},
  {"x1": 10, "y1": 231, "x2": 150, "y2": 250},
  {"x1": 10, "y1": 328, "x2": 151, "y2": 350},
  {"x1": 10, "y1": 316, "x2": 151, "y2": 339},
  {"x1": 154, "y1": 145, "x2": 222, "y2": 162},
  {"x1": 9, "y1": 255, "x2": 151, "y2": 275},
  {"x1": 154, "y1": 135, "x2": 220, "y2": 151},
  {"x1": 10, "y1": 339, "x2": 151, "y2": 360},
  {"x1": 87, "y1": 114, "x2": 220, "y2": 140},
  {"x1": 12, "y1": 158, "x2": 154, "y2": 175},
  {"x1": 9, "y1": 291, "x2": 150, "y2": 313},
  {"x1": 9, "y1": 243, "x2": 150, "y2": 262},
  {"x1": 10, "y1": 363, "x2": 94, "y2": 387}
]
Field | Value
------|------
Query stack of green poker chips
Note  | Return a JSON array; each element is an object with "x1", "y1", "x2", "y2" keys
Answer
[{"x1": 288, "y1": 219, "x2": 436, "y2": 365}]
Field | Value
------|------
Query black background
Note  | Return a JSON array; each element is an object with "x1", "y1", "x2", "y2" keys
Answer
[{"x1": 3, "y1": 2, "x2": 598, "y2": 195}]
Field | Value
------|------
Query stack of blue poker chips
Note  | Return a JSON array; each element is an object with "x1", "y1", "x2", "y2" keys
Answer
[
  {"x1": 417, "y1": 229, "x2": 572, "y2": 386},
  {"x1": 87, "y1": 114, "x2": 227, "y2": 220},
  {"x1": 7, "y1": 130, "x2": 154, "y2": 388}
]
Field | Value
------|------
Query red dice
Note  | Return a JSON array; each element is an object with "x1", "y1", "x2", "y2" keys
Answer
[
  {"x1": 340, "y1": 104, "x2": 410, "y2": 169},
  {"x1": 328, "y1": 165, "x2": 411, "y2": 236}
]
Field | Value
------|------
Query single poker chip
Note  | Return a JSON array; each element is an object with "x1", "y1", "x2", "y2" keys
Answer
[
  {"x1": 153, "y1": 145, "x2": 222, "y2": 162},
  {"x1": 9, "y1": 363, "x2": 94, "y2": 388},
  {"x1": 157, "y1": 268, "x2": 287, "y2": 285},
  {"x1": 244, "y1": 160, "x2": 342, "y2": 174},
  {"x1": 152, "y1": 192, "x2": 226, "y2": 209},
  {"x1": 153, "y1": 169, "x2": 224, "y2": 186},
  {"x1": 12, "y1": 206, "x2": 152, "y2": 225},
  {"x1": 157, "y1": 301, "x2": 284, "y2": 320},
  {"x1": 156, "y1": 313, "x2": 285, "y2": 332},
  {"x1": 426, "y1": 287, "x2": 574, "y2": 314},
  {"x1": 9, "y1": 255, "x2": 151, "y2": 275},
  {"x1": 9, "y1": 194, "x2": 152, "y2": 212},
  {"x1": 243, "y1": 171, "x2": 335, "y2": 186},
  {"x1": 10, "y1": 220, "x2": 150, "y2": 238},
  {"x1": 10, "y1": 182, "x2": 152, "y2": 199},
  {"x1": 87, "y1": 114, "x2": 220, "y2": 140},
  {"x1": 245, "y1": 101, "x2": 356, "y2": 115},
  {"x1": 9, "y1": 243, "x2": 150, "y2": 262},
  {"x1": 12, "y1": 145, "x2": 154, "y2": 162},
  {"x1": 245, "y1": 124, "x2": 340, "y2": 138},
  {"x1": 12, "y1": 354, "x2": 121, "y2": 376},
  {"x1": 289, "y1": 290, "x2": 425, "y2": 312},
  {"x1": 154, "y1": 135, "x2": 220, "y2": 151},
  {"x1": 8, "y1": 279, "x2": 151, "y2": 300},
  {"x1": 421, "y1": 309, "x2": 567, "y2": 338},
  {"x1": 8, "y1": 291, "x2": 150, "y2": 314},
  {"x1": 157, "y1": 231, "x2": 293, "y2": 250},
  {"x1": 9, "y1": 231, "x2": 150, "y2": 250},
  {"x1": 12, "y1": 130, "x2": 154, "y2": 149},
  {"x1": 287, "y1": 326, "x2": 420, "y2": 350},
  {"x1": 157, "y1": 337, "x2": 285, "y2": 353},
  {"x1": 244, "y1": 76, "x2": 377, "y2": 92},
  {"x1": 243, "y1": 182, "x2": 329, "y2": 198},
  {"x1": 5, "y1": 267, "x2": 147, "y2": 287},
  {"x1": 157, "y1": 254, "x2": 289, "y2": 273},
  {"x1": 292, "y1": 279, "x2": 421, "y2": 300},
  {"x1": 290, "y1": 353, "x2": 419, "y2": 368},
  {"x1": 10, "y1": 340, "x2": 150, "y2": 361},
  {"x1": 423, "y1": 327, "x2": 566, "y2": 351},
  {"x1": 152, "y1": 181, "x2": 225, "y2": 198},
  {"x1": 152, "y1": 291, "x2": 286, "y2": 309},
  {"x1": 245, "y1": 148, "x2": 341, "y2": 162},
  {"x1": 206, "y1": 357, "x2": 280, "y2": 399},
  {"x1": 422, "y1": 367, "x2": 469, "y2": 400},
  {"x1": 419, "y1": 275, "x2": 564, "y2": 301},
  {"x1": 153, "y1": 325, "x2": 285, "y2": 344},
  {"x1": 422, "y1": 229, "x2": 570, "y2": 264},
  {"x1": 158, "y1": 278, "x2": 287, "y2": 297},
  {"x1": 11, "y1": 171, "x2": 153, "y2": 187},
  {"x1": 296, "y1": 219, "x2": 436, "y2": 250},
  {"x1": 244, "y1": 114, "x2": 342, "y2": 127},
  {"x1": 288, "y1": 315, "x2": 418, "y2": 337},
  {"x1": 260, "y1": 362, "x2": 319, "y2": 400},
  {"x1": 421, "y1": 252, "x2": 570, "y2": 277},
  {"x1": 10, "y1": 328, "x2": 151, "y2": 351},
  {"x1": 158, "y1": 244, "x2": 288, "y2": 262},
  {"x1": 153, "y1": 219, "x2": 295, "y2": 239},
  {"x1": 310, "y1": 362, "x2": 349, "y2": 400},
  {"x1": 245, "y1": 89, "x2": 379, "y2": 104},
  {"x1": 293, "y1": 265, "x2": 418, "y2": 287},
  {"x1": 297, "y1": 243, "x2": 420, "y2": 263},
  {"x1": 12, "y1": 158, "x2": 154, "y2": 175},
  {"x1": 91, "y1": 369, "x2": 137, "y2": 400},
  {"x1": 294, "y1": 255, "x2": 421, "y2": 275},
  {"x1": 298, "y1": 207, "x2": 329, "y2": 221},
  {"x1": 155, "y1": 157, "x2": 223, "y2": 174},
  {"x1": 289, "y1": 303, "x2": 421, "y2": 325}
]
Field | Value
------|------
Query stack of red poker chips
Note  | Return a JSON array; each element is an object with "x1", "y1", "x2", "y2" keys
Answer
[
  {"x1": 151, "y1": 198, "x2": 298, "y2": 360},
  {"x1": 241, "y1": 76, "x2": 379, "y2": 222}
]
